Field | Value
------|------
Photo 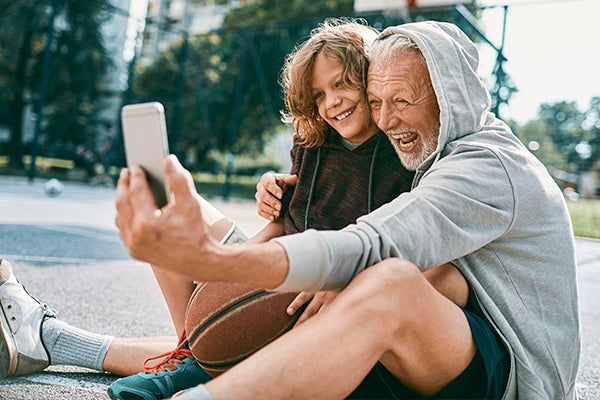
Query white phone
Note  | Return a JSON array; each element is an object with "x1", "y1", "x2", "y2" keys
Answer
[{"x1": 121, "y1": 101, "x2": 170, "y2": 207}]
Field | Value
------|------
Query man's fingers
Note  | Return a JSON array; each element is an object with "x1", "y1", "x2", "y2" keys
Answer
[
  {"x1": 127, "y1": 165, "x2": 162, "y2": 215},
  {"x1": 258, "y1": 207, "x2": 278, "y2": 221},
  {"x1": 266, "y1": 178, "x2": 283, "y2": 199},
  {"x1": 294, "y1": 301, "x2": 320, "y2": 327},
  {"x1": 115, "y1": 168, "x2": 131, "y2": 229},
  {"x1": 287, "y1": 292, "x2": 313, "y2": 315},
  {"x1": 164, "y1": 155, "x2": 197, "y2": 205},
  {"x1": 277, "y1": 174, "x2": 298, "y2": 189},
  {"x1": 259, "y1": 193, "x2": 281, "y2": 214},
  {"x1": 255, "y1": 173, "x2": 283, "y2": 221}
]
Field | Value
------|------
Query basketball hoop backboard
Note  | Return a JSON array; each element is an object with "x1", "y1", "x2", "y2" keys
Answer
[{"x1": 355, "y1": 0, "x2": 471, "y2": 13}]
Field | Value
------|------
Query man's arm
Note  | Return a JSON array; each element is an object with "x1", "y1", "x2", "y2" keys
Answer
[
  {"x1": 273, "y1": 146, "x2": 516, "y2": 292},
  {"x1": 115, "y1": 155, "x2": 289, "y2": 289}
]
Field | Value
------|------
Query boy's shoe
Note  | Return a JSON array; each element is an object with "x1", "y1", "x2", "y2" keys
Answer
[
  {"x1": 0, "y1": 259, "x2": 54, "y2": 377},
  {"x1": 107, "y1": 330, "x2": 212, "y2": 400}
]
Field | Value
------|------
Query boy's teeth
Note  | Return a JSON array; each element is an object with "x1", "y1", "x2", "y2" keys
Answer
[{"x1": 335, "y1": 110, "x2": 352, "y2": 120}]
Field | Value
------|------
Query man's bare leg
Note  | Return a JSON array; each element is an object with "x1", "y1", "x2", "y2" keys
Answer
[{"x1": 205, "y1": 259, "x2": 474, "y2": 399}]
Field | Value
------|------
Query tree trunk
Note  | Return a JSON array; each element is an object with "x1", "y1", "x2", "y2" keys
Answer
[
  {"x1": 7, "y1": 9, "x2": 34, "y2": 170},
  {"x1": 7, "y1": 98, "x2": 25, "y2": 169}
]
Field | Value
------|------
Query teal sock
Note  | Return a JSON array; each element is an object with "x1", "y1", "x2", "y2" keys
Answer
[{"x1": 41, "y1": 317, "x2": 113, "y2": 371}]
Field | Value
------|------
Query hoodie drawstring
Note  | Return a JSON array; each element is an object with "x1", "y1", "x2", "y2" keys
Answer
[
  {"x1": 304, "y1": 134, "x2": 381, "y2": 231},
  {"x1": 304, "y1": 147, "x2": 321, "y2": 231},
  {"x1": 367, "y1": 135, "x2": 381, "y2": 214}
]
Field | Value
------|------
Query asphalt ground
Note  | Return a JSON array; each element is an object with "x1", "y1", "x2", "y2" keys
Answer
[{"x1": 0, "y1": 175, "x2": 598, "y2": 399}]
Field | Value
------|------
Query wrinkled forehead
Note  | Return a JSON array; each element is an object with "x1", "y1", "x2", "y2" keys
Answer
[{"x1": 367, "y1": 50, "x2": 432, "y2": 95}]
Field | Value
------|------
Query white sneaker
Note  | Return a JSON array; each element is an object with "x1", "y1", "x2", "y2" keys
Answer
[{"x1": 0, "y1": 259, "x2": 54, "y2": 377}]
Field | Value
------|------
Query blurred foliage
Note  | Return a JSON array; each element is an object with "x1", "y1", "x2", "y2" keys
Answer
[
  {"x1": 517, "y1": 97, "x2": 600, "y2": 188},
  {"x1": 0, "y1": 0, "x2": 115, "y2": 167},
  {"x1": 131, "y1": 0, "x2": 359, "y2": 173},
  {"x1": 130, "y1": 1, "x2": 492, "y2": 173},
  {"x1": 0, "y1": 0, "x2": 523, "y2": 181}
]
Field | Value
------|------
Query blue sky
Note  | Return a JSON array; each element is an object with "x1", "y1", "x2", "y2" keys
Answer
[{"x1": 477, "y1": 0, "x2": 600, "y2": 123}]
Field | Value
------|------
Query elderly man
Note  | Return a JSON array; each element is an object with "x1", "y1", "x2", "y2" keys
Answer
[{"x1": 113, "y1": 21, "x2": 579, "y2": 399}]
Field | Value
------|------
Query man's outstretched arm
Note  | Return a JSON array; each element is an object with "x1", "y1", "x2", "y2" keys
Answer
[{"x1": 115, "y1": 155, "x2": 289, "y2": 289}]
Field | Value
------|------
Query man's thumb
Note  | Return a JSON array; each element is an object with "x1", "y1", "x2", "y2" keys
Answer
[
  {"x1": 278, "y1": 174, "x2": 298, "y2": 188},
  {"x1": 164, "y1": 155, "x2": 196, "y2": 200}
]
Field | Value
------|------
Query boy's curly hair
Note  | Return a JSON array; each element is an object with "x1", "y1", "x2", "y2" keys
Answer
[{"x1": 280, "y1": 18, "x2": 378, "y2": 148}]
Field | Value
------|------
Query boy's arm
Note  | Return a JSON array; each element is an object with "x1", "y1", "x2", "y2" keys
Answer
[{"x1": 246, "y1": 220, "x2": 285, "y2": 244}]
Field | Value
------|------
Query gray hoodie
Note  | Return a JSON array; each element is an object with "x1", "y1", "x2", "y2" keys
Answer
[{"x1": 273, "y1": 21, "x2": 580, "y2": 399}]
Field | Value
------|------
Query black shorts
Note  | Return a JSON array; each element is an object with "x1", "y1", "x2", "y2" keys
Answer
[{"x1": 347, "y1": 308, "x2": 510, "y2": 399}]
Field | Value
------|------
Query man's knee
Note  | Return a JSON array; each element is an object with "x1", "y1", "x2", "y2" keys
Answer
[
  {"x1": 359, "y1": 258, "x2": 423, "y2": 293},
  {"x1": 340, "y1": 258, "x2": 425, "y2": 318}
]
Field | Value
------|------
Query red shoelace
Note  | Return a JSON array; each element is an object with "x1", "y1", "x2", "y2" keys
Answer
[{"x1": 143, "y1": 330, "x2": 195, "y2": 375}]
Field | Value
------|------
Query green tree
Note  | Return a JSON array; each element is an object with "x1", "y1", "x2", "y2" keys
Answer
[
  {"x1": 133, "y1": 0, "x2": 355, "y2": 171},
  {"x1": 133, "y1": 0, "x2": 485, "y2": 172},
  {"x1": 538, "y1": 101, "x2": 591, "y2": 169},
  {"x1": 585, "y1": 96, "x2": 600, "y2": 164},
  {"x1": 517, "y1": 99, "x2": 599, "y2": 188},
  {"x1": 517, "y1": 119, "x2": 569, "y2": 172},
  {"x1": 0, "y1": 0, "x2": 114, "y2": 168}
]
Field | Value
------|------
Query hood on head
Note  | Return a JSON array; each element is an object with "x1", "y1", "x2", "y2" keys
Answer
[{"x1": 376, "y1": 21, "x2": 491, "y2": 153}]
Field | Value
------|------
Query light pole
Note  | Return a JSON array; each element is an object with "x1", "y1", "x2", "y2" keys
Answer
[{"x1": 28, "y1": 0, "x2": 58, "y2": 182}]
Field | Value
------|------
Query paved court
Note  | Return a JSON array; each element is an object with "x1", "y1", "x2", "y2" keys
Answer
[{"x1": 0, "y1": 176, "x2": 598, "y2": 399}]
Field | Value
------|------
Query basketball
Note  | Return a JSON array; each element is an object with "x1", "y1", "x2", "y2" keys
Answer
[
  {"x1": 44, "y1": 178, "x2": 64, "y2": 197},
  {"x1": 184, "y1": 282, "x2": 301, "y2": 377}
]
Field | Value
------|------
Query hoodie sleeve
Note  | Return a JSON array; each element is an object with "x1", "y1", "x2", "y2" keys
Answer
[{"x1": 272, "y1": 143, "x2": 515, "y2": 292}]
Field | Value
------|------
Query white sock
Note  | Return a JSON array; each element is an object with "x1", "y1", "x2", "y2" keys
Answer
[
  {"x1": 173, "y1": 384, "x2": 214, "y2": 399},
  {"x1": 41, "y1": 317, "x2": 113, "y2": 371}
]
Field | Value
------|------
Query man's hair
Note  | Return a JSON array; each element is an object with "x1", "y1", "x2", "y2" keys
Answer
[
  {"x1": 368, "y1": 32, "x2": 425, "y2": 66},
  {"x1": 280, "y1": 18, "x2": 378, "y2": 148}
]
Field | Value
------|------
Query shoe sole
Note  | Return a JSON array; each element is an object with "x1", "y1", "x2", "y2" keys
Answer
[
  {"x1": 107, "y1": 386, "x2": 160, "y2": 400},
  {"x1": 0, "y1": 300, "x2": 18, "y2": 377}
]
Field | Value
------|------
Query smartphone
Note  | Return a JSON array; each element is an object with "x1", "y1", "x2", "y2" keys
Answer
[{"x1": 121, "y1": 102, "x2": 170, "y2": 207}]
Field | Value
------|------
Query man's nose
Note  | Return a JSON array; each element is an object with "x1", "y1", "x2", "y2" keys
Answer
[{"x1": 375, "y1": 103, "x2": 397, "y2": 131}]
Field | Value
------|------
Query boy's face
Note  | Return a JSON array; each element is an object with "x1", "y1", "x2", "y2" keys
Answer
[{"x1": 311, "y1": 53, "x2": 378, "y2": 145}]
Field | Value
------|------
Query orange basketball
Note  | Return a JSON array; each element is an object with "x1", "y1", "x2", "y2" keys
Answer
[{"x1": 184, "y1": 282, "x2": 301, "y2": 377}]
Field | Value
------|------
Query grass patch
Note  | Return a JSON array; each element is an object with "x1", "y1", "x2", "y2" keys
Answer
[
  {"x1": 567, "y1": 199, "x2": 600, "y2": 239},
  {"x1": 193, "y1": 172, "x2": 259, "y2": 200}
]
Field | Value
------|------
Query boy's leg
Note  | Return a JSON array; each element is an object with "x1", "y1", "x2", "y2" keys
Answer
[
  {"x1": 108, "y1": 197, "x2": 248, "y2": 399},
  {"x1": 102, "y1": 336, "x2": 178, "y2": 376},
  {"x1": 150, "y1": 195, "x2": 236, "y2": 334}
]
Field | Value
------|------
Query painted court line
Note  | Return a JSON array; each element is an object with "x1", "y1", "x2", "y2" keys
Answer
[
  {"x1": 34, "y1": 225, "x2": 122, "y2": 243},
  {"x1": 24, "y1": 373, "x2": 108, "y2": 393},
  {"x1": 2, "y1": 254, "x2": 130, "y2": 264}
]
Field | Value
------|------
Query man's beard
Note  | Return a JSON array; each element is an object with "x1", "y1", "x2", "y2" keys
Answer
[{"x1": 393, "y1": 131, "x2": 439, "y2": 171}]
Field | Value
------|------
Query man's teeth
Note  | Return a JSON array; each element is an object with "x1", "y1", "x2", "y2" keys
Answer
[
  {"x1": 335, "y1": 110, "x2": 353, "y2": 120},
  {"x1": 399, "y1": 140, "x2": 415, "y2": 149},
  {"x1": 390, "y1": 132, "x2": 412, "y2": 140},
  {"x1": 390, "y1": 132, "x2": 417, "y2": 148}
]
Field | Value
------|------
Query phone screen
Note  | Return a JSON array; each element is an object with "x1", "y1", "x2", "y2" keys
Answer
[{"x1": 121, "y1": 102, "x2": 170, "y2": 207}]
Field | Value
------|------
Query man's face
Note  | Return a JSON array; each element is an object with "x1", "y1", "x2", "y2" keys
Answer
[{"x1": 367, "y1": 49, "x2": 440, "y2": 171}]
